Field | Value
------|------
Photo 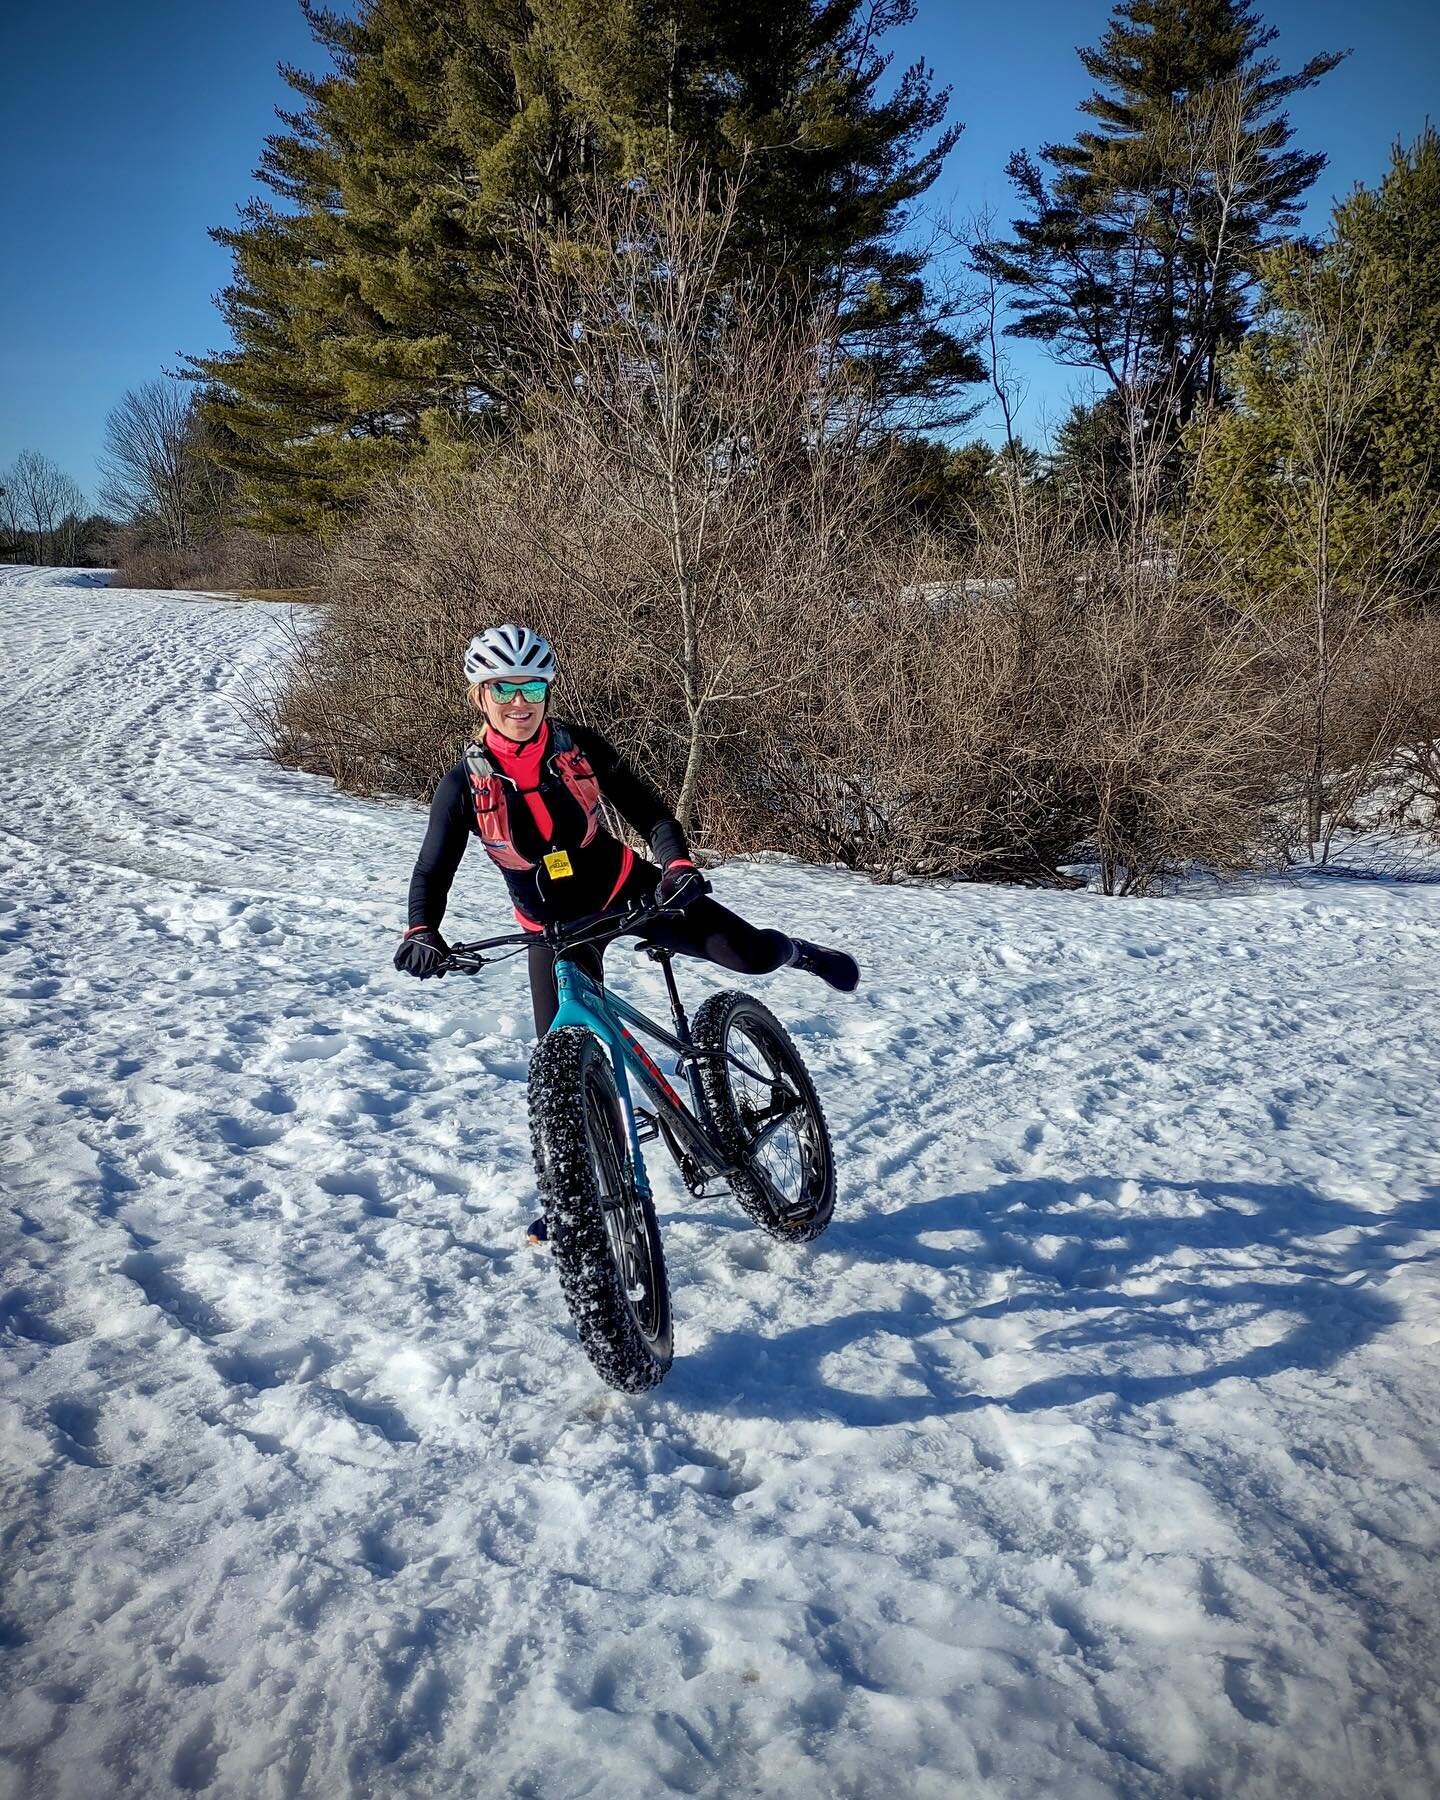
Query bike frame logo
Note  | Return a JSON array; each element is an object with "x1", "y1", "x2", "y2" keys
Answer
[{"x1": 618, "y1": 1025, "x2": 683, "y2": 1108}]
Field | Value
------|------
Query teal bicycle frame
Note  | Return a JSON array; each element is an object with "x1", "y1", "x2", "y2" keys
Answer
[
  {"x1": 548, "y1": 941, "x2": 741, "y2": 1203},
  {"x1": 448, "y1": 906, "x2": 766, "y2": 1203}
]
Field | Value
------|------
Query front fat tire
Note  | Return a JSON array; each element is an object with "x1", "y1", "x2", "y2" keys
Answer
[
  {"x1": 693, "y1": 992, "x2": 836, "y2": 1242},
  {"x1": 528, "y1": 1025, "x2": 673, "y2": 1393}
]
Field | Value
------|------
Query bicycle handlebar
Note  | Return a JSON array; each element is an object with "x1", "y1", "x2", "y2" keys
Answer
[{"x1": 442, "y1": 898, "x2": 684, "y2": 975}]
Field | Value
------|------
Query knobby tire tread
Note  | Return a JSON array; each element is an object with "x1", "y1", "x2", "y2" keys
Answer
[{"x1": 528, "y1": 1025, "x2": 673, "y2": 1392}]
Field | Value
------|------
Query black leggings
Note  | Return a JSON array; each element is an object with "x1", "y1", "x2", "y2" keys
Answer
[{"x1": 524, "y1": 863, "x2": 792, "y2": 1037}]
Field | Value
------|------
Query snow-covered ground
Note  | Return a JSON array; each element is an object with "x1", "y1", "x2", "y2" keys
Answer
[{"x1": 3, "y1": 565, "x2": 1439, "y2": 1800}]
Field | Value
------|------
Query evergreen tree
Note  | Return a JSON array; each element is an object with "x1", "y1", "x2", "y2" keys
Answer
[
  {"x1": 536, "y1": 0, "x2": 982, "y2": 427},
  {"x1": 980, "y1": 0, "x2": 1342, "y2": 434},
  {"x1": 1045, "y1": 393, "x2": 1133, "y2": 513},
  {"x1": 191, "y1": 0, "x2": 976, "y2": 533},
  {"x1": 888, "y1": 437, "x2": 997, "y2": 535},
  {"x1": 1197, "y1": 128, "x2": 1440, "y2": 602},
  {"x1": 1334, "y1": 126, "x2": 1440, "y2": 515},
  {"x1": 189, "y1": 0, "x2": 571, "y2": 535}
]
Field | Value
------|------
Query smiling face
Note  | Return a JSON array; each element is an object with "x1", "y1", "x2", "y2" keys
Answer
[{"x1": 474, "y1": 678, "x2": 549, "y2": 743}]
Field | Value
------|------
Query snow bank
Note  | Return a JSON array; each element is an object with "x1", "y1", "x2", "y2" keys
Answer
[{"x1": 2, "y1": 568, "x2": 1438, "y2": 1798}]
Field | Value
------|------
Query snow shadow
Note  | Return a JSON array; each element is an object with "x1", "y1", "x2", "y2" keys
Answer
[
  {"x1": 0, "y1": 567, "x2": 113, "y2": 589},
  {"x1": 679, "y1": 1177, "x2": 1440, "y2": 1426},
  {"x1": 1291, "y1": 859, "x2": 1440, "y2": 887}
]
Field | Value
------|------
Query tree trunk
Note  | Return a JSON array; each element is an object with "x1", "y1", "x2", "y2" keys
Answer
[{"x1": 1309, "y1": 504, "x2": 1331, "y2": 858}]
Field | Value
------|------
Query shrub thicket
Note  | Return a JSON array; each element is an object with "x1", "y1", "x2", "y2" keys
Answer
[
  {"x1": 110, "y1": 527, "x2": 317, "y2": 595},
  {"x1": 258, "y1": 462, "x2": 1313, "y2": 893},
  {"x1": 254, "y1": 167, "x2": 1439, "y2": 893}
]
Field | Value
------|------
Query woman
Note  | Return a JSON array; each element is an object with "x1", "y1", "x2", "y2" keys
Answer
[{"x1": 393, "y1": 623, "x2": 859, "y2": 1038}]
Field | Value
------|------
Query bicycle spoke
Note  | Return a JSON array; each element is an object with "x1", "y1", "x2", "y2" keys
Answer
[
  {"x1": 742, "y1": 1095, "x2": 798, "y2": 1157},
  {"x1": 726, "y1": 1018, "x2": 820, "y2": 1217},
  {"x1": 588, "y1": 1080, "x2": 662, "y2": 1340}
]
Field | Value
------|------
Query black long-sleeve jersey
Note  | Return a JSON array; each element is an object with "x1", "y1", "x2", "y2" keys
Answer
[{"x1": 406, "y1": 721, "x2": 689, "y2": 930}]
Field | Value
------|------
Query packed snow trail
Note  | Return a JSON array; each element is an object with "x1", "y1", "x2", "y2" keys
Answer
[{"x1": 2, "y1": 566, "x2": 1439, "y2": 1800}]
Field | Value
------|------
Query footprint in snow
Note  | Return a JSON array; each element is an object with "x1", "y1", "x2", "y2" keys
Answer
[
  {"x1": 46, "y1": 1397, "x2": 104, "y2": 1467},
  {"x1": 211, "y1": 1338, "x2": 335, "y2": 1390},
  {"x1": 356, "y1": 1526, "x2": 406, "y2": 1577},
  {"x1": 8, "y1": 976, "x2": 61, "y2": 1000},
  {"x1": 317, "y1": 1170, "x2": 396, "y2": 1216},
  {"x1": 215, "y1": 1116, "x2": 286, "y2": 1151},
  {"x1": 652, "y1": 1436, "x2": 759, "y2": 1500},
  {"x1": 283, "y1": 1033, "x2": 346, "y2": 1063},
  {"x1": 728, "y1": 1239, "x2": 774, "y2": 1274},
  {"x1": 170, "y1": 1716, "x2": 223, "y2": 1793},
  {"x1": 1, "y1": 1287, "x2": 68, "y2": 1346},
  {"x1": 320, "y1": 1384, "x2": 418, "y2": 1445},
  {"x1": 120, "y1": 1252, "x2": 228, "y2": 1341},
  {"x1": 251, "y1": 1088, "x2": 297, "y2": 1116}
]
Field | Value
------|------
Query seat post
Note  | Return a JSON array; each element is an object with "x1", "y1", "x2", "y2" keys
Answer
[{"x1": 652, "y1": 945, "x2": 691, "y2": 1040}]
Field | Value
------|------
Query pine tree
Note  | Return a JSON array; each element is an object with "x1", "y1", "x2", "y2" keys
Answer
[
  {"x1": 191, "y1": 0, "x2": 977, "y2": 533},
  {"x1": 536, "y1": 0, "x2": 982, "y2": 426},
  {"x1": 1197, "y1": 127, "x2": 1440, "y2": 603},
  {"x1": 1334, "y1": 126, "x2": 1440, "y2": 516},
  {"x1": 188, "y1": 0, "x2": 573, "y2": 536},
  {"x1": 980, "y1": 0, "x2": 1342, "y2": 434},
  {"x1": 1046, "y1": 392, "x2": 1133, "y2": 512}
]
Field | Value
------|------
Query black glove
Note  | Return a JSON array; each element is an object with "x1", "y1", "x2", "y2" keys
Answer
[
  {"x1": 655, "y1": 859, "x2": 711, "y2": 910},
  {"x1": 394, "y1": 925, "x2": 450, "y2": 979}
]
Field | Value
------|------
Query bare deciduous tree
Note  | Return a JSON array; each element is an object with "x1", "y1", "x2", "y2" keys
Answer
[
  {"x1": 99, "y1": 379, "x2": 200, "y2": 549},
  {"x1": 504, "y1": 163, "x2": 894, "y2": 830},
  {"x1": 4, "y1": 450, "x2": 85, "y2": 566},
  {"x1": 0, "y1": 478, "x2": 24, "y2": 562}
]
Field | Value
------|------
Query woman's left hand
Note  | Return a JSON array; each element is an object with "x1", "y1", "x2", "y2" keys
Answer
[{"x1": 656, "y1": 859, "x2": 710, "y2": 910}]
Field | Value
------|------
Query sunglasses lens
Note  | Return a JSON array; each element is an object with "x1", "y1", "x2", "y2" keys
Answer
[{"x1": 491, "y1": 680, "x2": 548, "y2": 701}]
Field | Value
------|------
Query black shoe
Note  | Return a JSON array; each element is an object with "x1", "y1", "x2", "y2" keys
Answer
[
  {"x1": 526, "y1": 1216, "x2": 548, "y2": 1245},
  {"x1": 789, "y1": 939, "x2": 859, "y2": 992}
]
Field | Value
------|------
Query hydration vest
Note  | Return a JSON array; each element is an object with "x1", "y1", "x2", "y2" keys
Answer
[{"x1": 463, "y1": 723, "x2": 604, "y2": 872}]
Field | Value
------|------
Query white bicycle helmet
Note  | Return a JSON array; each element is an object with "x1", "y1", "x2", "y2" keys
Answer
[{"x1": 463, "y1": 623, "x2": 558, "y2": 687}]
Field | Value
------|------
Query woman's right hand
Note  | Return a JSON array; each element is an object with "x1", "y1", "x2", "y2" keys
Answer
[{"x1": 393, "y1": 925, "x2": 451, "y2": 979}]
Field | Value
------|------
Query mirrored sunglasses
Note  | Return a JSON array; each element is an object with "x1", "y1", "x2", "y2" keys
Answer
[{"x1": 487, "y1": 679, "x2": 549, "y2": 703}]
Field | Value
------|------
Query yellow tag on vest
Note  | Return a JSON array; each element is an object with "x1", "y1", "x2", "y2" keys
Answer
[{"x1": 543, "y1": 849, "x2": 574, "y2": 879}]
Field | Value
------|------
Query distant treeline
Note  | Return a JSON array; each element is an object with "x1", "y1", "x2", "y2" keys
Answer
[{"x1": 0, "y1": 451, "x2": 113, "y2": 568}]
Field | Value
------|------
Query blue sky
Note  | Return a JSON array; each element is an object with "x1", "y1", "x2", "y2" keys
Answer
[{"x1": 2, "y1": 0, "x2": 1437, "y2": 505}]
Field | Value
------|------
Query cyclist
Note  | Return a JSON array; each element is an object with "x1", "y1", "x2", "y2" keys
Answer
[{"x1": 393, "y1": 624, "x2": 859, "y2": 1035}]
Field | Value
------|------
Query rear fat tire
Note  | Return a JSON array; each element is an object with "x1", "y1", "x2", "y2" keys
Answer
[
  {"x1": 528, "y1": 1025, "x2": 673, "y2": 1392},
  {"x1": 692, "y1": 992, "x2": 836, "y2": 1242}
]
